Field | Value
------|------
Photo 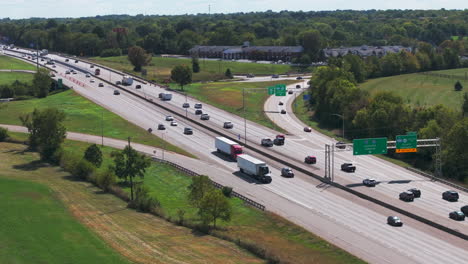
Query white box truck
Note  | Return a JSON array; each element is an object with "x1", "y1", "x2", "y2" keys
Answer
[
  {"x1": 237, "y1": 154, "x2": 272, "y2": 183},
  {"x1": 215, "y1": 137, "x2": 243, "y2": 160},
  {"x1": 122, "y1": 75, "x2": 133, "y2": 86}
]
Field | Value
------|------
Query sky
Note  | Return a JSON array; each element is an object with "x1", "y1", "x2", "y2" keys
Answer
[{"x1": 1, "y1": 0, "x2": 467, "y2": 19}]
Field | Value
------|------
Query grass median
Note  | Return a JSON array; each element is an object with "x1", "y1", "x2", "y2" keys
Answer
[
  {"x1": 0, "y1": 90, "x2": 194, "y2": 157},
  {"x1": 0, "y1": 55, "x2": 37, "y2": 70},
  {"x1": 89, "y1": 56, "x2": 294, "y2": 82}
]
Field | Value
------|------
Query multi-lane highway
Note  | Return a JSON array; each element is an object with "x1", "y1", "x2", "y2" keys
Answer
[{"x1": 3, "y1": 48, "x2": 468, "y2": 263}]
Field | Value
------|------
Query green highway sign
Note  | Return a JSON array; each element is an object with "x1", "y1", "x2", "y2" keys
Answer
[
  {"x1": 396, "y1": 134, "x2": 417, "y2": 150},
  {"x1": 353, "y1": 137, "x2": 388, "y2": 155},
  {"x1": 268, "y1": 86, "x2": 275, "y2": 95},
  {"x1": 275, "y1": 85, "x2": 286, "y2": 96}
]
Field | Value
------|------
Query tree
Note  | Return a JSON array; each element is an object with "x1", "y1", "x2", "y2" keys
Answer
[
  {"x1": 198, "y1": 189, "x2": 232, "y2": 228},
  {"x1": 19, "y1": 107, "x2": 66, "y2": 162},
  {"x1": 97, "y1": 169, "x2": 116, "y2": 191},
  {"x1": 442, "y1": 118, "x2": 468, "y2": 182},
  {"x1": 343, "y1": 54, "x2": 367, "y2": 83},
  {"x1": 454, "y1": 81, "x2": 463, "y2": 91},
  {"x1": 187, "y1": 175, "x2": 214, "y2": 207},
  {"x1": 192, "y1": 56, "x2": 200, "y2": 73},
  {"x1": 110, "y1": 144, "x2": 151, "y2": 201},
  {"x1": 32, "y1": 68, "x2": 52, "y2": 98},
  {"x1": 170, "y1": 65, "x2": 192, "y2": 90},
  {"x1": 127, "y1": 46, "x2": 152, "y2": 72},
  {"x1": 84, "y1": 144, "x2": 103, "y2": 168},
  {"x1": 225, "y1": 68, "x2": 233, "y2": 79},
  {"x1": 0, "y1": 127, "x2": 8, "y2": 142},
  {"x1": 463, "y1": 93, "x2": 468, "y2": 117}
]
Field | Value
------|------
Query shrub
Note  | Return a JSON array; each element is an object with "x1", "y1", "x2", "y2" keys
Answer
[
  {"x1": 60, "y1": 151, "x2": 80, "y2": 173},
  {"x1": 0, "y1": 127, "x2": 8, "y2": 142},
  {"x1": 96, "y1": 169, "x2": 116, "y2": 191},
  {"x1": 176, "y1": 209, "x2": 186, "y2": 225},
  {"x1": 454, "y1": 81, "x2": 463, "y2": 91},
  {"x1": 221, "y1": 186, "x2": 233, "y2": 197},
  {"x1": 129, "y1": 185, "x2": 160, "y2": 212},
  {"x1": 100, "y1": 48, "x2": 122, "y2": 57},
  {"x1": 73, "y1": 159, "x2": 95, "y2": 180},
  {"x1": 84, "y1": 144, "x2": 103, "y2": 167}
]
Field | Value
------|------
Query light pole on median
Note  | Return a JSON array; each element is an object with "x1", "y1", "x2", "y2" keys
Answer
[{"x1": 331, "y1": 113, "x2": 345, "y2": 139}]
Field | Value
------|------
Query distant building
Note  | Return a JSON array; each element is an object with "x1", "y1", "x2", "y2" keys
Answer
[
  {"x1": 189, "y1": 42, "x2": 303, "y2": 62},
  {"x1": 323, "y1": 45, "x2": 412, "y2": 58}
]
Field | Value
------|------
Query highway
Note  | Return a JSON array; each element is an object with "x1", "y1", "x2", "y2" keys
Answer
[{"x1": 3, "y1": 48, "x2": 468, "y2": 264}]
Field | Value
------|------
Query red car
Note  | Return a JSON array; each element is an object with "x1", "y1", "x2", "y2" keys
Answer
[
  {"x1": 304, "y1": 156, "x2": 317, "y2": 164},
  {"x1": 304, "y1": 127, "x2": 312, "y2": 132}
]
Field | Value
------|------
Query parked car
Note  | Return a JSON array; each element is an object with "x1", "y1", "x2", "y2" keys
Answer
[
  {"x1": 296, "y1": 84, "x2": 301, "y2": 88},
  {"x1": 158, "y1": 124, "x2": 166, "y2": 130},
  {"x1": 200, "y1": 113, "x2": 210, "y2": 120},
  {"x1": 98, "y1": 83, "x2": 104, "y2": 87},
  {"x1": 195, "y1": 109, "x2": 203, "y2": 115},
  {"x1": 336, "y1": 142, "x2": 346, "y2": 149},
  {"x1": 165, "y1": 115, "x2": 174, "y2": 121},
  {"x1": 461, "y1": 205, "x2": 468, "y2": 215},
  {"x1": 223, "y1": 122, "x2": 233, "y2": 129},
  {"x1": 408, "y1": 188, "x2": 421, "y2": 198},
  {"x1": 304, "y1": 127, "x2": 312, "y2": 132},
  {"x1": 182, "y1": 102, "x2": 190, "y2": 108},
  {"x1": 170, "y1": 121, "x2": 178, "y2": 126},
  {"x1": 136, "y1": 84, "x2": 141, "y2": 89},
  {"x1": 278, "y1": 101, "x2": 284, "y2": 105},
  {"x1": 261, "y1": 138, "x2": 273, "y2": 147},
  {"x1": 296, "y1": 76, "x2": 303, "y2": 80},
  {"x1": 113, "y1": 90, "x2": 120, "y2": 95},
  {"x1": 281, "y1": 167, "x2": 294, "y2": 178},
  {"x1": 449, "y1": 211, "x2": 465, "y2": 221},
  {"x1": 304, "y1": 155, "x2": 317, "y2": 164},
  {"x1": 363, "y1": 178, "x2": 376, "y2": 187},
  {"x1": 443, "y1": 190, "x2": 459, "y2": 202},
  {"x1": 341, "y1": 163, "x2": 356, "y2": 172},
  {"x1": 399, "y1": 191, "x2": 415, "y2": 202},
  {"x1": 184, "y1": 127, "x2": 193, "y2": 135},
  {"x1": 280, "y1": 109, "x2": 286, "y2": 114},
  {"x1": 387, "y1": 216, "x2": 403, "y2": 226},
  {"x1": 194, "y1": 103, "x2": 203, "y2": 109}
]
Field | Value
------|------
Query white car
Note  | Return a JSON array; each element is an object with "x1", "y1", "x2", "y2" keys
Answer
[
  {"x1": 90, "y1": 79, "x2": 95, "y2": 83},
  {"x1": 170, "y1": 121, "x2": 178, "y2": 126},
  {"x1": 165, "y1": 115, "x2": 174, "y2": 121},
  {"x1": 85, "y1": 73, "x2": 90, "y2": 78}
]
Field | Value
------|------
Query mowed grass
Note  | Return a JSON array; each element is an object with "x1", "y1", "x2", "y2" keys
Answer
[
  {"x1": 0, "y1": 55, "x2": 36, "y2": 70},
  {"x1": 89, "y1": 56, "x2": 293, "y2": 82},
  {"x1": 0, "y1": 177, "x2": 130, "y2": 264},
  {"x1": 0, "y1": 90, "x2": 193, "y2": 157},
  {"x1": 358, "y1": 69, "x2": 468, "y2": 110},
  {"x1": 0, "y1": 72, "x2": 34, "y2": 85},
  {"x1": 171, "y1": 81, "x2": 295, "y2": 131},
  {"x1": 0, "y1": 141, "x2": 264, "y2": 264}
]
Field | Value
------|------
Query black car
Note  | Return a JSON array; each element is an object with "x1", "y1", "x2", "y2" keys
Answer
[
  {"x1": 296, "y1": 85, "x2": 301, "y2": 88},
  {"x1": 296, "y1": 76, "x2": 303, "y2": 80},
  {"x1": 136, "y1": 84, "x2": 141, "y2": 89},
  {"x1": 223, "y1": 122, "x2": 233, "y2": 129},
  {"x1": 288, "y1": 90, "x2": 293, "y2": 94},
  {"x1": 261, "y1": 138, "x2": 273, "y2": 147},
  {"x1": 194, "y1": 103, "x2": 203, "y2": 109},
  {"x1": 280, "y1": 109, "x2": 286, "y2": 114},
  {"x1": 98, "y1": 83, "x2": 104, "y2": 87},
  {"x1": 363, "y1": 178, "x2": 376, "y2": 187},
  {"x1": 278, "y1": 101, "x2": 284, "y2": 105},
  {"x1": 184, "y1": 127, "x2": 193, "y2": 135},
  {"x1": 182, "y1": 102, "x2": 190, "y2": 108},
  {"x1": 461, "y1": 205, "x2": 468, "y2": 215},
  {"x1": 157, "y1": 124, "x2": 166, "y2": 130},
  {"x1": 399, "y1": 191, "x2": 415, "y2": 202},
  {"x1": 75, "y1": 60, "x2": 79, "y2": 63},
  {"x1": 200, "y1": 113, "x2": 210, "y2": 120},
  {"x1": 449, "y1": 211, "x2": 465, "y2": 221},
  {"x1": 341, "y1": 163, "x2": 356, "y2": 172},
  {"x1": 195, "y1": 109, "x2": 203, "y2": 115},
  {"x1": 407, "y1": 188, "x2": 421, "y2": 198},
  {"x1": 113, "y1": 90, "x2": 120, "y2": 95},
  {"x1": 443, "y1": 190, "x2": 459, "y2": 202},
  {"x1": 387, "y1": 216, "x2": 403, "y2": 226},
  {"x1": 65, "y1": 58, "x2": 69, "y2": 62}
]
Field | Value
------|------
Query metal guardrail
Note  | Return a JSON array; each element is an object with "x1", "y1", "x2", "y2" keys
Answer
[
  {"x1": 406, "y1": 167, "x2": 468, "y2": 193},
  {"x1": 152, "y1": 157, "x2": 266, "y2": 211}
]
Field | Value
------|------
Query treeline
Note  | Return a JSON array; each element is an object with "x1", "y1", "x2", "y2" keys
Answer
[
  {"x1": 1, "y1": 9, "x2": 468, "y2": 60},
  {"x1": 309, "y1": 66, "x2": 468, "y2": 182},
  {"x1": 0, "y1": 68, "x2": 57, "y2": 99}
]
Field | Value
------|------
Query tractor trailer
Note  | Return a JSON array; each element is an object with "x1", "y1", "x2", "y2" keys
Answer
[
  {"x1": 237, "y1": 154, "x2": 272, "y2": 183},
  {"x1": 215, "y1": 137, "x2": 243, "y2": 160}
]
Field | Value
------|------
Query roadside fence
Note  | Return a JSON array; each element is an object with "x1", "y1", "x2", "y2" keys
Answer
[
  {"x1": 418, "y1": 71, "x2": 468, "y2": 81},
  {"x1": 152, "y1": 157, "x2": 266, "y2": 211}
]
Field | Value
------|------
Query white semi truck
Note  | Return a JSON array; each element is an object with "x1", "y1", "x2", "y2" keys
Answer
[
  {"x1": 215, "y1": 137, "x2": 243, "y2": 160},
  {"x1": 237, "y1": 154, "x2": 272, "y2": 183}
]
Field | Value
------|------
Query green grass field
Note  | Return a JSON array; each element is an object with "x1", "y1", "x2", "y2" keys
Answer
[
  {"x1": 0, "y1": 177, "x2": 130, "y2": 264},
  {"x1": 358, "y1": 69, "x2": 468, "y2": 110},
  {"x1": 89, "y1": 56, "x2": 294, "y2": 82},
  {"x1": 0, "y1": 72, "x2": 34, "y2": 85},
  {"x1": 0, "y1": 90, "x2": 193, "y2": 157},
  {"x1": 0, "y1": 55, "x2": 36, "y2": 70},
  {"x1": 171, "y1": 81, "x2": 295, "y2": 131}
]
